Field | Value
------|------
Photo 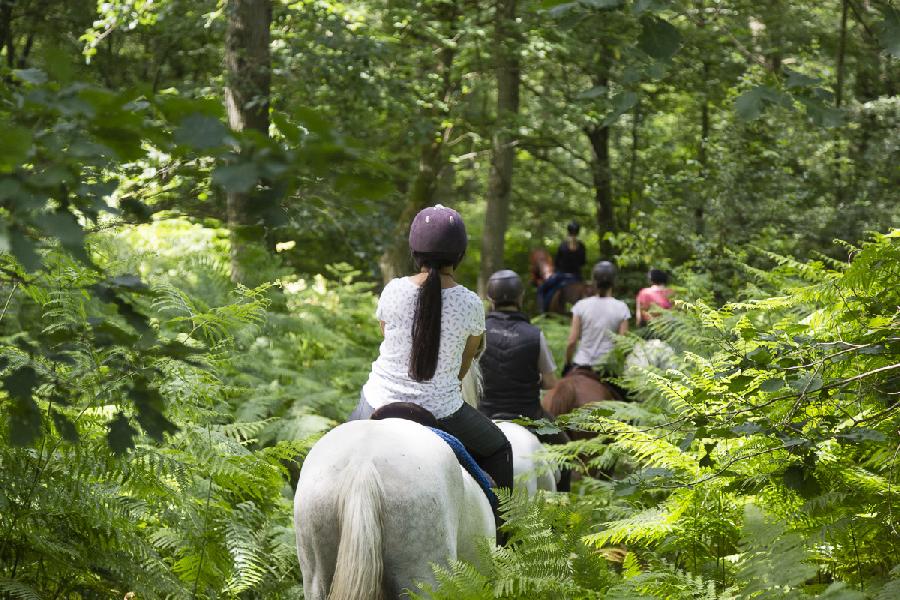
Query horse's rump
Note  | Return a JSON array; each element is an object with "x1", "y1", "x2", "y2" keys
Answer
[{"x1": 294, "y1": 419, "x2": 494, "y2": 600}]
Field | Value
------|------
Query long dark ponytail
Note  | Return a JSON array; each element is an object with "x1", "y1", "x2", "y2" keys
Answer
[{"x1": 409, "y1": 251, "x2": 460, "y2": 382}]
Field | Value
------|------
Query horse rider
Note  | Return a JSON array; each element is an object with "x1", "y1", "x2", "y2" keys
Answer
[
  {"x1": 555, "y1": 221, "x2": 587, "y2": 280},
  {"x1": 564, "y1": 261, "x2": 630, "y2": 379},
  {"x1": 537, "y1": 221, "x2": 587, "y2": 311},
  {"x1": 478, "y1": 269, "x2": 572, "y2": 492},
  {"x1": 636, "y1": 268, "x2": 674, "y2": 328},
  {"x1": 348, "y1": 204, "x2": 514, "y2": 500}
]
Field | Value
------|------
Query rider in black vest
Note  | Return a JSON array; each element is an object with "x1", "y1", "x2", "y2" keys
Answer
[{"x1": 479, "y1": 269, "x2": 572, "y2": 492}]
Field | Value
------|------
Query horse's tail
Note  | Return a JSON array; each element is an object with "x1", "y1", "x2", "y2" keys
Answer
[
  {"x1": 461, "y1": 360, "x2": 483, "y2": 408},
  {"x1": 329, "y1": 460, "x2": 385, "y2": 600},
  {"x1": 461, "y1": 340, "x2": 485, "y2": 408}
]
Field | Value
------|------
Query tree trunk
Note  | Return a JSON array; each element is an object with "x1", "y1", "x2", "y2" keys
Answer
[
  {"x1": 695, "y1": 1, "x2": 709, "y2": 237},
  {"x1": 833, "y1": 0, "x2": 849, "y2": 222},
  {"x1": 1, "y1": 0, "x2": 15, "y2": 68},
  {"x1": 478, "y1": 0, "x2": 521, "y2": 294},
  {"x1": 224, "y1": 0, "x2": 271, "y2": 285},
  {"x1": 835, "y1": 0, "x2": 849, "y2": 110},
  {"x1": 624, "y1": 99, "x2": 641, "y2": 232},
  {"x1": 586, "y1": 122, "x2": 614, "y2": 259},
  {"x1": 696, "y1": 61, "x2": 710, "y2": 237}
]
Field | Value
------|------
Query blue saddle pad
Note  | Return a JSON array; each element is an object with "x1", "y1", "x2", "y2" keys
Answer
[{"x1": 427, "y1": 427, "x2": 498, "y2": 511}]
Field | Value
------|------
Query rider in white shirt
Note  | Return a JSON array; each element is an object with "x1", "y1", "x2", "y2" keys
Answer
[
  {"x1": 565, "y1": 261, "x2": 630, "y2": 372},
  {"x1": 348, "y1": 205, "x2": 514, "y2": 495}
]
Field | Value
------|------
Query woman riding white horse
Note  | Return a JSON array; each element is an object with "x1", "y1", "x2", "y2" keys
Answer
[{"x1": 294, "y1": 205, "x2": 512, "y2": 599}]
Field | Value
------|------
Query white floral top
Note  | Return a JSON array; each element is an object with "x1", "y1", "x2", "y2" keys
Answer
[{"x1": 362, "y1": 277, "x2": 485, "y2": 419}]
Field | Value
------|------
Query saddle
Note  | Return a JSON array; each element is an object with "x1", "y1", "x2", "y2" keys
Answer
[{"x1": 369, "y1": 402, "x2": 498, "y2": 510}]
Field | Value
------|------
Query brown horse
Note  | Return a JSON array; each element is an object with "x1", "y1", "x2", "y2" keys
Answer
[
  {"x1": 528, "y1": 248, "x2": 593, "y2": 314},
  {"x1": 541, "y1": 368, "x2": 622, "y2": 440}
]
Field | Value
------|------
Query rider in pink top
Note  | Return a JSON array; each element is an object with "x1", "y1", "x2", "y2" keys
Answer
[{"x1": 636, "y1": 269, "x2": 673, "y2": 327}]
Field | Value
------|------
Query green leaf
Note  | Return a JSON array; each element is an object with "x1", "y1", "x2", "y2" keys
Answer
[
  {"x1": 0, "y1": 125, "x2": 33, "y2": 172},
  {"x1": 728, "y1": 374, "x2": 755, "y2": 392},
  {"x1": 747, "y1": 347, "x2": 772, "y2": 365},
  {"x1": 577, "y1": 85, "x2": 608, "y2": 100},
  {"x1": 41, "y1": 210, "x2": 88, "y2": 262},
  {"x1": 131, "y1": 383, "x2": 177, "y2": 442},
  {"x1": 109, "y1": 274, "x2": 150, "y2": 292},
  {"x1": 601, "y1": 91, "x2": 638, "y2": 126},
  {"x1": 90, "y1": 318, "x2": 140, "y2": 347},
  {"x1": 212, "y1": 163, "x2": 259, "y2": 194},
  {"x1": 784, "y1": 68, "x2": 820, "y2": 88},
  {"x1": 4, "y1": 366, "x2": 42, "y2": 446},
  {"x1": 735, "y1": 87, "x2": 767, "y2": 121},
  {"x1": 760, "y1": 378, "x2": 785, "y2": 393},
  {"x1": 788, "y1": 372, "x2": 823, "y2": 393},
  {"x1": 107, "y1": 412, "x2": 137, "y2": 454},
  {"x1": 174, "y1": 114, "x2": 229, "y2": 150},
  {"x1": 836, "y1": 428, "x2": 886, "y2": 443},
  {"x1": 782, "y1": 464, "x2": 821, "y2": 498},
  {"x1": 638, "y1": 16, "x2": 680, "y2": 61},
  {"x1": 799, "y1": 97, "x2": 845, "y2": 128},
  {"x1": 10, "y1": 229, "x2": 41, "y2": 272},
  {"x1": 3, "y1": 366, "x2": 39, "y2": 402},
  {"x1": 50, "y1": 409, "x2": 79, "y2": 443},
  {"x1": 272, "y1": 112, "x2": 301, "y2": 141}
]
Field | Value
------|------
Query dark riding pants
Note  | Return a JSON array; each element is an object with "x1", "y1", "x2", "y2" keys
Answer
[{"x1": 348, "y1": 395, "x2": 514, "y2": 492}]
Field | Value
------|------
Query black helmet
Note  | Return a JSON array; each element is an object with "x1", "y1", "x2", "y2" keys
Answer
[
  {"x1": 592, "y1": 261, "x2": 616, "y2": 286},
  {"x1": 408, "y1": 204, "x2": 467, "y2": 256},
  {"x1": 486, "y1": 269, "x2": 523, "y2": 305},
  {"x1": 649, "y1": 268, "x2": 669, "y2": 285},
  {"x1": 567, "y1": 221, "x2": 580, "y2": 235}
]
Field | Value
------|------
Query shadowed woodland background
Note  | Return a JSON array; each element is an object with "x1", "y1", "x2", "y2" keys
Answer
[{"x1": 0, "y1": 0, "x2": 899, "y2": 598}]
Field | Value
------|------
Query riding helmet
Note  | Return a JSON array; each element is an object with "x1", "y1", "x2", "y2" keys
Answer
[
  {"x1": 486, "y1": 269, "x2": 524, "y2": 306},
  {"x1": 567, "y1": 221, "x2": 580, "y2": 235},
  {"x1": 592, "y1": 260, "x2": 617, "y2": 286},
  {"x1": 408, "y1": 204, "x2": 468, "y2": 256}
]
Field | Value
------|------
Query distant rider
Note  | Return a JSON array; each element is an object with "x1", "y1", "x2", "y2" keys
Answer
[
  {"x1": 555, "y1": 221, "x2": 586, "y2": 280},
  {"x1": 348, "y1": 205, "x2": 514, "y2": 497},
  {"x1": 537, "y1": 221, "x2": 587, "y2": 311},
  {"x1": 478, "y1": 269, "x2": 572, "y2": 492},
  {"x1": 636, "y1": 268, "x2": 674, "y2": 327},
  {"x1": 565, "y1": 261, "x2": 630, "y2": 376}
]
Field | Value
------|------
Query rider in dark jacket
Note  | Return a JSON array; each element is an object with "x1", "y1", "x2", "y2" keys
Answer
[
  {"x1": 479, "y1": 269, "x2": 572, "y2": 491},
  {"x1": 555, "y1": 221, "x2": 586, "y2": 280},
  {"x1": 538, "y1": 221, "x2": 586, "y2": 311}
]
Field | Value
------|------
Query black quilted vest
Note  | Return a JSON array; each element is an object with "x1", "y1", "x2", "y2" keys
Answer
[{"x1": 479, "y1": 311, "x2": 542, "y2": 418}]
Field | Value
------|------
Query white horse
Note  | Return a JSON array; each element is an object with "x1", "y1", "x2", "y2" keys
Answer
[
  {"x1": 494, "y1": 421, "x2": 557, "y2": 495},
  {"x1": 293, "y1": 417, "x2": 495, "y2": 600}
]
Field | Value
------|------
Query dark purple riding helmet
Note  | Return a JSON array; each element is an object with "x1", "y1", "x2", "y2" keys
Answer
[{"x1": 408, "y1": 204, "x2": 468, "y2": 257}]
